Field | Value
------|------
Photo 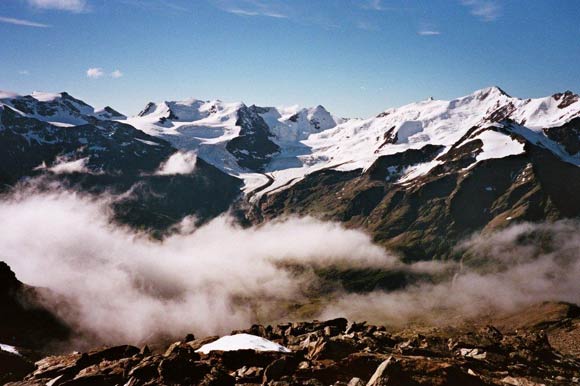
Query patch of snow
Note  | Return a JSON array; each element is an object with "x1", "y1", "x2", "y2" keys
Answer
[
  {"x1": 196, "y1": 334, "x2": 291, "y2": 354},
  {"x1": 475, "y1": 131, "x2": 525, "y2": 162},
  {"x1": 0, "y1": 343, "x2": 20, "y2": 356},
  {"x1": 396, "y1": 121, "x2": 424, "y2": 143},
  {"x1": 48, "y1": 121, "x2": 75, "y2": 128},
  {"x1": 136, "y1": 138, "x2": 160, "y2": 146},
  {"x1": 398, "y1": 160, "x2": 442, "y2": 183},
  {"x1": 31, "y1": 91, "x2": 61, "y2": 102}
]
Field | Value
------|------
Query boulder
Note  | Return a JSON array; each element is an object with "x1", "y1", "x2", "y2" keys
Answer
[
  {"x1": 263, "y1": 356, "x2": 299, "y2": 384},
  {"x1": 308, "y1": 337, "x2": 358, "y2": 361},
  {"x1": 366, "y1": 356, "x2": 402, "y2": 386},
  {"x1": 158, "y1": 353, "x2": 208, "y2": 384}
]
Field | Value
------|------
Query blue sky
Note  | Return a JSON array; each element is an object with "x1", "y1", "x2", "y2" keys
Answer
[{"x1": 1, "y1": 0, "x2": 579, "y2": 117}]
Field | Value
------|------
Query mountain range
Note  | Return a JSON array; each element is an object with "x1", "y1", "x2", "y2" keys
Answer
[{"x1": 1, "y1": 86, "x2": 580, "y2": 259}]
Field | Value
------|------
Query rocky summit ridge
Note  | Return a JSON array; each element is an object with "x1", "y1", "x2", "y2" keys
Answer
[{"x1": 3, "y1": 305, "x2": 580, "y2": 385}]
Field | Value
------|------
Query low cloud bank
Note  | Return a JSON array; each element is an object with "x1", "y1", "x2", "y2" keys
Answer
[
  {"x1": 320, "y1": 221, "x2": 580, "y2": 325},
  {"x1": 34, "y1": 156, "x2": 93, "y2": 174},
  {"x1": 0, "y1": 190, "x2": 393, "y2": 346},
  {"x1": 0, "y1": 189, "x2": 578, "y2": 347}
]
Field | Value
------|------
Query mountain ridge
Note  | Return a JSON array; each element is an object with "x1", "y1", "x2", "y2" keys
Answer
[{"x1": 2, "y1": 86, "x2": 580, "y2": 258}]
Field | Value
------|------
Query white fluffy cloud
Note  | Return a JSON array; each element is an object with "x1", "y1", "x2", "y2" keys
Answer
[
  {"x1": 0, "y1": 191, "x2": 393, "y2": 346},
  {"x1": 86, "y1": 67, "x2": 104, "y2": 79},
  {"x1": 87, "y1": 68, "x2": 124, "y2": 79},
  {"x1": 111, "y1": 69, "x2": 123, "y2": 78},
  {"x1": 27, "y1": 0, "x2": 88, "y2": 13},
  {"x1": 155, "y1": 151, "x2": 198, "y2": 175}
]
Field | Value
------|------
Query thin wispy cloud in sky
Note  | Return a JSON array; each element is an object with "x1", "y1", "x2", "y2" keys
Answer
[
  {"x1": 86, "y1": 68, "x2": 104, "y2": 79},
  {"x1": 361, "y1": 0, "x2": 390, "y2": 11},
  {"x1": 0, "y1": 16, "x2": 50, "y2": 28},
  {"x1": 356, "y1": 20, "x2": 379, "y2": 31},
  {"x1": 417, "y1": 29, "x2": 441, "y2": 36},
  {"x1": 360, "y1": 0, "x2": 406, "y2": 12},
  {"x1": 461, "y1": 0, "x2": 501, "y2": 22},
  {"x1": 226, "y1": 8, "x2": 286, "y2": 18},
  {"x1": 27, "y1": 0, "x2": 89, "y2": 13},
  {"x1": 362, "y1": 0, "x2": 383, "y2": 11},
  {"x1": 119, "y1": 0, "x2": 190, "y2": 13},
  {"x1": 216, "y1": 0, "x2": 289, "y2": 19},
  {"x1": 417, "y1": 22, "x2": 441, "y2": 36}
]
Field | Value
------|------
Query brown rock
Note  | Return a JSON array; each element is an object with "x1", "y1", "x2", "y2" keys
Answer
[
  {"x1": 308, "y1": 337, "x2": 358, "y2": 361},
  {"x1": 76, "y1": 345, "x2": 140, "y2": 369},
  {"x1": 235, "y1": 365, "x2": 263, "y2": 383},
  {"x1": 128, "y1": 355, "x2": 160, "y2": 380},
  {"x1": 208, "y1": 349, "x2": 291, "y2": 370},
  {"x1": 263, "y1": 356, "x2": 299, "y2": 383},
  {"x1": 186, "y1": 336, "x2": 220, "y2": 351},
  {"x1": 198, "y1": 367, "x2": 235, "y2": 386},
  {"x1": 366, "y1": 356, "x2": 402, "y2": 386},
  {"x1": 158, "y1": 355, "x2": 209, "y2": 384},
  {"x1": 347, "y1": 377, "x2": 364, "y2": 386}
]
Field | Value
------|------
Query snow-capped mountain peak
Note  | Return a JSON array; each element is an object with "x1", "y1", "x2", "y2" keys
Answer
[
  {"x1": 3, "y1": 86, "x2": 580, "y2": 198},
  {"x1": 0, "y1": 90, "x2": 124, "y2": 126},
  {"x1": 115, "y1": 86, "x2": 580, "y2": 196}
]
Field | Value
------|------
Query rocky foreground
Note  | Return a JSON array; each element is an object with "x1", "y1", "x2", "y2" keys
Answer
[{"x1": 3, "y1": 303, "x2": 580, "y2": 386}]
